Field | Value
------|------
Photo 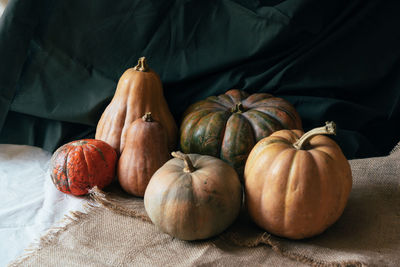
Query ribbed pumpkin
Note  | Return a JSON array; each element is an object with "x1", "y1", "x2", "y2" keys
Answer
[
  {"x1": 244, "y1": 122, "x2": 352, "y2": 239},
  {"x1": 180, "y1": 89, "x2": 302, "y2": 177},
  {"x1": 144, "y1": 151, "x2": 242, "y2": 241},
  {"x1": 50, "y1": 139, "x2": 117, "y2": 196},
  {"x1": 118, "y1": 112, "x2": 170, "y2": 197},
  {"x1": 95, "y1": 57, "x2": 178, "y2": 154}
]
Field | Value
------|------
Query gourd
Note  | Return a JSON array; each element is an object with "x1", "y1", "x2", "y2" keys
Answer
[
  {"x1": 180, "y1": 89, "x2": 302, "y2": 177},
  {"x1": 144, "y1": 151, "x2": 242, "y2": 240},
  {"x1": 118, "y1": 112, "x2": 170, "y2": 197},
  {"x1": 50, "y1": 139, "x2": 117, "y2": 196},
  {"x1": 244, "y1": 122, "x2": 352, "y2": 239},
  {"x1": 95, "y1": 57, "x2": 178, "y2": 154}
]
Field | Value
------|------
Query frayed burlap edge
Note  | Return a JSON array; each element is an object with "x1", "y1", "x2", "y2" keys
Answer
[
  {"x1": 220, "y1": 231, "x2": 365, "y2": 267},
  {"x1": 6, "y1": 203, "x2": 99, "y2": 267},
  {"x1": 7, "y1": 187, "x2": 368, "y2": 267},
  {"x1": 89, "y1": 187, "x2": 366, "y2": 267},
  {"x1": 390, "y1": 141, "x2": 400, "y2": 155}
]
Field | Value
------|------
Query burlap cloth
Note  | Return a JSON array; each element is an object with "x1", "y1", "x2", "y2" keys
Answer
[{"x1": 8, "y1": 144, "x2": 400, "y2": 267}]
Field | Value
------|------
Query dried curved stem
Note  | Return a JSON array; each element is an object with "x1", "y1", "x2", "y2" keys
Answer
[
  {"x1": 293, "y1": 121, "x2": 336, "y2": 150},
  {"x1": 171, "y1": 151, "x2": 195, "y2": 173}
]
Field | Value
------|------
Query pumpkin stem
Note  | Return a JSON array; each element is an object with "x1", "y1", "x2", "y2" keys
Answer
[
  {"x1": 231, "y1": 102, "x2": 245, "y2": 113},
  {"x1": 171, "y1": 151, "x2": 196, "y2": 173},
  {"x1": 142, "y1": 112, "x2": 153, "y2": 122},
  {"x1": 134, "y1": 57, "x2": 149, "y2": 72},
  {"x1": 293, "y1": 121, "x2": 336, "y2": 150}
]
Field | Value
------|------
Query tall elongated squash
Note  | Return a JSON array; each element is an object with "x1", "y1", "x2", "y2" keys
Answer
[{"x1": 95, "y1": 57, "x2": 177, "y2": 154}]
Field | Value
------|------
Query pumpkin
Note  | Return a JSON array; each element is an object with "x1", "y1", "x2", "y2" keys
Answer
[
  {"x1": 144, "y1": 151, "x2": 242, "y2": 240},
  {"x1": 95, "y1": 57, "x2": 178, "y2": 154},
  {"x1": 50, "y1": 139, "x2": 117, "y2": 196},
  {"x1": 180, "y1": 89, "x2": 302, "y2": 177},
  {"x1": 244, "y1": 122, "x2": 352, "y2": 239},
  {"x1": 118, "y1": 112, "x2": 170, "y2": 197}
]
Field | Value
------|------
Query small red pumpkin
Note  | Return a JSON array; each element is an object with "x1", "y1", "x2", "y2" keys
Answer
[{"x1": 50, "y1": 139, "x2": 117, "y2": 196}]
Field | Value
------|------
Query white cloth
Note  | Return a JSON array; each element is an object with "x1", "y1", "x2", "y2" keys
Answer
[
  {"x1": 0, "y1": 144, "x2": 86, "y2": 267},
  {"x1": 0, "y1": 0, "x2": 8, "y2": 16}
]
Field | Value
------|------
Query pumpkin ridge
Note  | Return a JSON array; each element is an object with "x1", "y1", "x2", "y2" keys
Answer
[
  {"x1": 100, "y1": 109, "x2": 114, "y2": 145},
  {"x1": 282, "y1": 148, "x2": 298, "y2": 234},
  {"x1": 87, "y1": 143, "x2": 106, "y2": 162},
  {"x1": 220, "y1": 113, "x2": 254, "y2": 175},
  {"x1": 262, "y1": 137, "x2": 294, "y2": 148},
  {"x1": 205, "y1": 96, "x2": 224, "y2": 104},
  {"x1": 203, "y1": 111, "x2": 230, "y2": 156},
  {"x1": 65, "y1": 148, "x2": 75, "y2": 194},
  {"x1": 80, "y1": 146, "x2": 92, "y2": 192},
  {"x1": 270, "y1": 129, "x2": 302, "y2": 144},
  {"x1": 308, "y1": 149, "x2": 328, "y2": 232},
  {"x1": 259, "y1": 147, "x2": 292, "y2": 229},
  {"x1": 55, "y1": 146, "x2": 71, "y2": 192},
  {"x1": 225, "y1": 89, "x2": 249, "y2": 103},
  {"x1": 225, "y1": 92, "x2": 242, "y2": 106},
  {"x1": 182, "y1": 110, "x2": 214, "y2": 153},
  {"x1": 50, "y1": 146, "x2": 65, "y2": 179},
  {"x1": 251, "y1": 107, "x2": 289, "y2": 129},
  {"x1": 163, "y1": 172, "x2": 194, "y2": 238},
  {"x1": 311, "y1": 147, "x2": 334, "y2": 161},
  {"x1": 255, "y1": 105, "x2": 300, "y2": 129},
  {"x1": 241, "y1": 110, "x2": 277, "y2": 140},
  {"x1": 216, "y1": 113, "x2": 230, "y2": 157},
  {"x1": 103, "y1": 105, "x2": 126, "y2": 152},
  {"x1": 216, "y1": 94, "x2": 237, "y2": 109}
]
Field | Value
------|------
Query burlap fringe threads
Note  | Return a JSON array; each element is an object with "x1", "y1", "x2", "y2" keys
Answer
[
  {"x1": 7, "y1": 205, "x2": 93, "y2": 267},
  {"x1": 89, "y1": 186, "x2": 365, "y2": 267}
]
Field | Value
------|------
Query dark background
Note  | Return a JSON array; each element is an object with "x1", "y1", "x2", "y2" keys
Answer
[{"x1": 1, "y1": 0, "x2": 399, "y2": 159}]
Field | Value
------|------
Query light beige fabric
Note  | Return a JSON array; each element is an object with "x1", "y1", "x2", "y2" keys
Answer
[
  {"x1": 0, "y1": 0, "x2": 8, "y2": 16},
  {"x1": 8, "y1": 145, "x2": 400, "y2": 267}
]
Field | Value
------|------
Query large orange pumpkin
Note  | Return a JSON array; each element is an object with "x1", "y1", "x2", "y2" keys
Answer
[
  {"x1": 50, "y1": 139, "x2": 117, "y2": 196},
  {"x1": 180, "y1": 89, "x2": 302, "y2": 177},
  {"x1": 95, "y1": 57, "x2": 178, "y2": 154},
  {"x1": 244, "y1": 122, "x2": 352, "y2": 239}
]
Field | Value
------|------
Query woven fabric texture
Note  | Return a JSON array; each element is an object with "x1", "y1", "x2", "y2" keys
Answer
[{"x1": 8, "y1": 145, "x2": 400, "y2": 267}]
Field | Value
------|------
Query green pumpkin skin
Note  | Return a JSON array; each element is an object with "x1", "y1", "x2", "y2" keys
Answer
[{"x1": 180, "y1": 89, "x2": 302, "y2": 177}]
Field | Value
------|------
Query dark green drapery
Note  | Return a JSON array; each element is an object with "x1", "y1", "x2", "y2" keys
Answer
[{"x1": 1, "y1": 0, "x2": 399, "y2": 159}]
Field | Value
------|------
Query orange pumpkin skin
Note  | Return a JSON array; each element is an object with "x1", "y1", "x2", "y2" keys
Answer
[
  {"x1": 244, "y1": 123, "x2": 352, "y2": 239},
  {"x1": 50, "y1": 139, "x2": 117, "y2": 196},
  {"x1": 144, "y1": 152, "x2": 242, "y2": 241},
  {"x1": 180, "y1": 89, "x2": 302, "y2": 177},
  {"x1": 118, "y1": 113, "x2": 170, "y2": 197},
  {"x1": 95, "y1": 57, "x2": 178, "y2": 154}
]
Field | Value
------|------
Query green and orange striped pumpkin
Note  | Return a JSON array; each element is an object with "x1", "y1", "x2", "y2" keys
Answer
[{"x1": 180, "y1": 89, "x2": 302, "y2": 177}]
